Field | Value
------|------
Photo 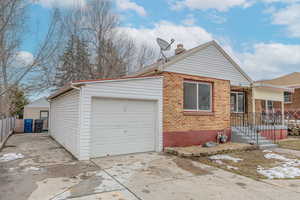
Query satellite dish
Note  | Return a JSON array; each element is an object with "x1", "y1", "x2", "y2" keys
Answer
[
  {"x1": 156, "y1": 38, "x2": 175, "y2": 62},
  {"x1": 157, "y1": 38, "x2": 171, "y2": 51},
  {"x1": 156, "y1": 38, "x2": 175, "y2": 51}
]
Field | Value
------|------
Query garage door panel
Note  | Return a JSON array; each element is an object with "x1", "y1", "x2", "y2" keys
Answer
[{"x1": 91, "y1": 98, "x2": 156, "y2": 157}]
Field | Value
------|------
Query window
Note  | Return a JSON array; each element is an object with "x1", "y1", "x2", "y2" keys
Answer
[
  {"x1": 40, "y1": 111, "x2": 49, "y2": 120},
  {"x1": 267, "y1": 100, "x2": 274, "y2": 113},
  {"x1": 230, "y1": 92, "x2": 245, "y2": 113},
  {"x1": 184, "y1": 81, "x2": 212, "y2": 111},
  {"x1": 284, "y1": 92, "x2": 292, "y2": 103}
]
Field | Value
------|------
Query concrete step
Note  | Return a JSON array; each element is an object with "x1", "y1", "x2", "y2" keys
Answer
[
  {"x1": 258, "y1": 143, "x2": 279, "y2": 149},
  {"x1": 232, "y1": 130, "x2": 276, "y2": 149}
]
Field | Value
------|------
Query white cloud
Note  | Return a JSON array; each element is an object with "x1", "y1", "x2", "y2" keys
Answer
[
  {"x1": 181, "y1": 15, "x2": 196, "y2": 25},
  {"x1": 118, "y1": 21, "x2": 213, "y2": 54},
  {"x1": 115, "y1": 0, "x2": 147, "y2": 16},
  {"x1": 15, "y1": 51, "x2": 34, "y2": 67},
  {"x1": 172, "y1": 0, "x2": 252, "y2": 11},
  {"x1": 33, "y1": 0, "x2": 86, "y2": 8},
  {"x1": 271, "y1": 4, "x2": 300, "y2": 38},
  {"x1": 241, "y1": 43, "x2": 300, "y2": 80}
]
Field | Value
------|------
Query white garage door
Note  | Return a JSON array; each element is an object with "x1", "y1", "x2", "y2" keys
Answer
[{"x1": 91, "y1": 98, "x2": 157, "y2": 157}]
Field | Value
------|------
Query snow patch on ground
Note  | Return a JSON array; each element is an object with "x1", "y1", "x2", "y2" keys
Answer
[
  {"x1": 227, "y1": 165, "x2": 239, "y2": 170},
  {"x1": 24, "y1": 166, "x2": 40, "y2": 172},
  {"x1": 0, "y1": 153, "x2": 24, "y2": 162},
  {"x1": 209, "y1": 155, "x2": 243, "y2": 163},
  {"x1": 214, "y1": 160, "x2": 224, "y2": 165},
  {"x1": 212, "y1": 158, "x2": 239, "y2": 170},
  {"x1": 257, "y1": 165, "x2": 300, "y2": 179},
  {"x1": 257, "y1": 153, "x2": 300, "y2": 179},
  {"x1": 263, "y1": 150, "x2": 272, "y2": 153}
]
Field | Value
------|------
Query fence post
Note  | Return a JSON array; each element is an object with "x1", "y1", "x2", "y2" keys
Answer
[{"x1": 0, "y1": 119, "x2": 2, "y2": 143}]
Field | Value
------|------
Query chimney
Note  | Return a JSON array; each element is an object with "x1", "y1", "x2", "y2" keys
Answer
[{"x1": 175, "y1": 44, "x2": 186, "y2": 55}]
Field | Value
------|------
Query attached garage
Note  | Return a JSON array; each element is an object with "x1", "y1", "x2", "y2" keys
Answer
[
  {"x1": 91, "y1": 98, "x2": 157, "y2": 157},
  {"x1": 49, "y1": 76, "x2": 163, "y2": 160}
]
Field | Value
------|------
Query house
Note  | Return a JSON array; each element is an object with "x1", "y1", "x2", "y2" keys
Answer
[
  {"x1": 48, "y1": 41, "x2": 287, "y2": 160},
  {"x1": 23, "y1": 97, "x2": 50, "y2": 130},
  {"x1": 255, "y1": 72, "x2": 300, "y2": 111}
]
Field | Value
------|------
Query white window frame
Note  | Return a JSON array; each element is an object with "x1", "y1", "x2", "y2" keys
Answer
[
  {"x1": 183, "y1": 80, "x2": 212, "y2": 112},
  {"x1": 230, "y1": 91, "x2": 245, "y2": 113},
  {"x1": 266, "y1": 100, "x2": 274, "y2": 114},
  {"x1": 284, "y1": 92, "x2": 292, "y2": 103}
]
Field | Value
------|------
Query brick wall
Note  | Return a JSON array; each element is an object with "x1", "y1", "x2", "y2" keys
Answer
[
  {"x1": 255, "y1": 99, "x2": 264, "y2": 113},
  {"x1": 285, "y1": 89, "x2": 300, "y2": 110},
  {"x1": 162, "y1": 72, "x2": 231, "y2": 147}
]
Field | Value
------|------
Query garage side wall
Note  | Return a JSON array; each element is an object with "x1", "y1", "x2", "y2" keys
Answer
[
  {"x1": 50, "y1": 89, "x2": 80, "y2": 158},
  {"x1": 79, "y1": 77, "x2": 163, "y2": 160}
]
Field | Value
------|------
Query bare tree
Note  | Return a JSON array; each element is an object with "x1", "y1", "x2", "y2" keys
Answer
[
  {"x1": 53, "y1": 0, "x2": 156, "y2": 87},
  {"x1": 0, "y1": 0, "x2": 63, "y2": 116}
]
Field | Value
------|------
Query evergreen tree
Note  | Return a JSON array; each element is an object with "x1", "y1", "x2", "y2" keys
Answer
[{"x1": 54, "y1": 35, "x2": 91, "y2": 88}]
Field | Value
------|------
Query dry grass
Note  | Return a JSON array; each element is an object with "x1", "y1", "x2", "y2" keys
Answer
[
  {"x1": 165, "y1": 143, "x2": 257, "y2": 157},
  {"x1": 196, "y1": 150, "x2": 300, "y2": 180},
  {"x1": 278, "y1": 138, "x2": 300, "y2": 151}
]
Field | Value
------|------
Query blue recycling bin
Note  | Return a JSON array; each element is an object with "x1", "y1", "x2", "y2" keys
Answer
[{"x1": 24, "y1": 119, "x2": 33, "y2": 133}]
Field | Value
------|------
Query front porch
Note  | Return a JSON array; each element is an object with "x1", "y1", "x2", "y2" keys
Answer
[{"x1": 230, "y1": 85, "x2": 288, "y2": 146}]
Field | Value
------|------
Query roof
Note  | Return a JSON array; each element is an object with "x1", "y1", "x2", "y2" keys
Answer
[
  {"x1": 25, "y1": 98, "x2": 49, "y2": 108},
  {"x1": 49, "y1": 40, "x2": 253, "y2": 99},
  {"x1": 253, "y1": 82, "x2": 294, "y2": 92},
  {"x1": 133, "y1": 40, "x2": 253, "y2": 83},
  {"x1": 48, "y1": 75, "x2": 162, "y2": 99},
  {"x1": 256, "y1": 72, "x2": 300, "y2": 87}
]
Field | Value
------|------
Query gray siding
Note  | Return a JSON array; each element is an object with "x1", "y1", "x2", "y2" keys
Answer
[
  {"x1": 50, "y1": 89, "x2": 80, "y2": 158},
  {"x1": 164, "y1": 45, "x2": 250, "y2": 86}
]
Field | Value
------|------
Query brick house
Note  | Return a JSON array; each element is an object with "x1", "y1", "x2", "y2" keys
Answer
[
  {"x1": 256, "y1": 72, "x2": 300, "y2": 111},
  {"x1": 134, "y1": 41, "x2": 253, "y2": 147},
  {"x1": 49, "y1": 40, "x2": 288, "y2": 160},
  {"x1": 136, "y1": 41, "x2": 289, "y2": 146}
]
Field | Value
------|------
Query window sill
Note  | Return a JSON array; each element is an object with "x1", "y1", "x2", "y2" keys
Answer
[
  {"x1": 183, "y1": 111, "x2": 214, "y2": 116},
  {"x1": 284, "y1": 102, "x2": 292, "y2": 104}
]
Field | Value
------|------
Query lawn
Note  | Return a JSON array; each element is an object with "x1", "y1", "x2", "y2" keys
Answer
[
  {"x1": 196, "y1": 150, "x2": 300, "y2": 180},
  {"x1": 278, "y1": 138, "x2": 300, "y2": 151}
]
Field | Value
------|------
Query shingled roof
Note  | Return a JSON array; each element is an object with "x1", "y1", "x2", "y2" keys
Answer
[{"x1": 256, "y1": 72, "x2": 300, "y2": 87}]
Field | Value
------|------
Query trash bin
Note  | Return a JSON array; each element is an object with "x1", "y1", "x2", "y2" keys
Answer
[
  {"x1": 34, "y1": 119, "x2": 44, "y2": 133},
  {"x1": 24, "y1": 119, "x2": 33, "y2": 133}
]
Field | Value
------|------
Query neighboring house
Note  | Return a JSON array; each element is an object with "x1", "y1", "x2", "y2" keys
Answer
[
  {"x1": 48, "y1": 41, "x2": 287, "y2": 160},
  {"x1": 255, "y1": 72, "x2": 300, "y2": 111},
  {"x1": 24, "y1": 98, "x2": 50, "y2": 130}
]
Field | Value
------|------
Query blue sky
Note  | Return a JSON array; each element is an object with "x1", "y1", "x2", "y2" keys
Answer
[{"x1": 24, "y1": 0, "x2": 300, "y2": 81}]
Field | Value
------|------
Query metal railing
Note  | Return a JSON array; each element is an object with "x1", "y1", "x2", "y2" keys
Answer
[
  {"x1": 231, "y1": 112, "x2": 284, "y2": 144},
  {"x1": 284, "y1": 110, "x2": 300, "y2": 136},
  {"x1": 0, "y1": 117, "x2": 15, "y2": 143}
]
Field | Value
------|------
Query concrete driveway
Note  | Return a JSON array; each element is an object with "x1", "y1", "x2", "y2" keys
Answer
[{"x1": 1, "y1": 134, "x2": 300, "y2": 200}]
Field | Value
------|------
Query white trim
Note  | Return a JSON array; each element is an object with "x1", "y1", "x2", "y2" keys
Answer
[
  {"x1": 183, "y1": 81, "x2": 212, "y2": 112},
  {"x1": 284, "y1": 91, "x2": 293, "y2": 104},
  {"x1": 72, "y1": 76, "x2": 163, "y2": 85},
  {"x1": 230, "y1": 91, "x2": 245, "y2": 113},
  {"x1": 253, "y1": 82, "x2": 294, "y2": 92}
]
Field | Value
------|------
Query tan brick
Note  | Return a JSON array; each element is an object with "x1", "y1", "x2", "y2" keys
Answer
[{"x1": 162, "y1": 72, "x2": 230, "y2": 133}]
